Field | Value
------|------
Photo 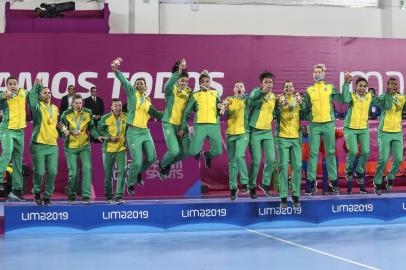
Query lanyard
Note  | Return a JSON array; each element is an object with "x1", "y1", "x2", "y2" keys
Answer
[
  {"x1": 116, "y1": 116, "x2": 121, "y2": 137},
  {"x1": 45, "y1": 103, "x2": 53, "y2": 119},
  {"x1": 74, "y1": 112, "x2": 83, "y2": 130}
]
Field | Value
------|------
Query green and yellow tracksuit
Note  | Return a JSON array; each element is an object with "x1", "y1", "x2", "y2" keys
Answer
[
  {"x1": 0, "y1": 88, "x2": 27, "y2": 191},
  {"x1": 27, "y1": 83, "x2": 60, "y2": 199},
  {"x1": 161, "y1": 72, "x2": 192, "y2": 169},
  {"x1": 341, "y1": 83, "x2": 376, "y2": 177},
  {"x1": 61, "y1": 108, "x2": 100, "y2": 201},
  {"x1": 98, "y1": 112, "x2": 128, "y2": 199},
  {"x1": 274, "y1": 95, "x2": 303, "y2": 199},
  {"x1": 115, "y1": 71, "x2": 163, "y2": 187},
  {"x1": 373, "y1": 92, "x2": 406, "y2": 185},
  {"x1": 248, "y1": 88, "x2": 276, "y2": 188},
  {"x1": 182, "y1": 87, "x2": 223, "y2": 161},
  {"x1": 303, "y1": 81, "x2": 342, "y2": 183},
  {"x1": 225, "y1": 95, "x2": 250, "y2": 190}
]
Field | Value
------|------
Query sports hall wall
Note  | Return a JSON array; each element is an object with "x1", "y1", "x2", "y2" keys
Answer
[{"x1": 1, "y1": 33, "x2": 406, "y2": 197}]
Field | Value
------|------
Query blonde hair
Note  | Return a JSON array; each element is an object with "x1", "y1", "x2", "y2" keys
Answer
[{"x1": 313, "y1": 64, "x2": 326, "y2": 72}]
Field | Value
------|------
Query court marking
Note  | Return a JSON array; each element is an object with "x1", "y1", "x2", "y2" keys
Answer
[{"x1": 244, "y1": 228, "x2": 381, "y2": 270}]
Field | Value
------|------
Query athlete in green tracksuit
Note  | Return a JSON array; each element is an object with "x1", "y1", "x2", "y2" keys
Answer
[
  {"x1": 274, "y1": 81, "x2": 303, "y2": 208},
  {"x1": 181, "y1": 71, "x2": 223, "y2": 168},
  {"x1": 221, "y1": 81, "x2": 250, "y2": 201},
  {"x1": 0, "y1": 76, "x2": 28, "y2": 201},
  {"x1": 158, "y1": 59, "x2": 192, "y2": 180},
  {"x1": 27, "y1": 79, "x2": 61, "y2": 205},
  {"x1": 111, "y1": 58, "x2": 163, "y2": 196},
  {"x1": 341, "y1": 74, "x2": 381, "y2": 194},
  {"x1": 373, "y1": 78, "x2": 406, "y2": 195},
  {"x1": 98, "y1": 99, "x2": 127, "y2": 204},
  {"x1": 60, "y1": 94, "x2": 102, "y2": 204},
  {"x1": 248, "y1": 71, "x2": 276, "y2": 199},
  {"x1": 303, "y1": 64, "x2": 343, "y2": 195}
]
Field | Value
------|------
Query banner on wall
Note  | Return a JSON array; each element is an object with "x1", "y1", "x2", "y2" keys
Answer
[{"x1": 1, "y1": 33, "x2": 406, "y2": 195}]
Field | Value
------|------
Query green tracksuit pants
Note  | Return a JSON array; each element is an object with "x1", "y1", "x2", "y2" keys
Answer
[
  {"x1": 249, "y1": 129, "x2": 275, "y2": 188},
  {"x1": 277, "y1": 137, "x2": 302, "y2": 198},
  {"x1": 30, "y1": 143, "x2": 58, "y2": 198},
  {"x1": 307, "y1": 121, "x2": 337, "y2": 182},
  {"x1": 189, "y1": 123, "x2": 223, "y2": 159},
  {"x1": 344, "y1": 128, "x2": 370, "y2": 175},
  {"x1": 126, "y1": 126, "x2": 157, "y2": 186},
  {"x1": 226, "y1": 133, "x2": 250, "y2": 190},
  {"x1": 102, "y1": 150, "x2": 127, "y2": 199},
  {"x1": 161, "y1": 122, "x2": 191, "y2": 169},
  {"x1": 64, "y1": 145, "x2": 92, "y2": 200},
  {"x1": 0, "y1": 128, "x2": 24, "y2": 190},
  {"x1": 374, "y1": 131, "x2": 403, "y2": 184}
]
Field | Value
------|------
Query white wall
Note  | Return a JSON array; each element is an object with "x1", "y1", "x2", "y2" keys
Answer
[
  {"x1": 159, "y1": 3, "x2": 383, "y2": 37},
  {"x1": 1, "y1": 0, "x2": 406, "y2": 38}
]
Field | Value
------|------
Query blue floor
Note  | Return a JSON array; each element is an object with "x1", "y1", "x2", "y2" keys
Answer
[{"x1": 1, "y1": 223, "x2": 402, "y2": 270}]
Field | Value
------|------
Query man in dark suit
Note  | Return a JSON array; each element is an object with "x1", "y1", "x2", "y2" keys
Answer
[
  {"x1": 60, "y1": 85, "x2": 75, "y2": 115},
  {"x1": 84, "y1": 86, "x2": 105, "y2": 127}
]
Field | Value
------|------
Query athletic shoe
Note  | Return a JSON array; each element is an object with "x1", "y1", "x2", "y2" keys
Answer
[
  {"x1": 230, "y1": 189, "x2": 239, "y2": 201},
  {"x1": 34, "y1": 193, "x2": 42, "y2": 206},
  {"x1": 158, "y1": 162, "x2": 169, "y2": 181},
  {"x1": 9, "y1": 190, "x2": 25, "y2": 202},
  {"x1": 386, "y1": 177, "x2": 394, "y2": 191},
  {"x1": 249, "y1": 188, "x2": 257, "y2": 199},
  {"x1": 359, "y1": 186, "x2": 368, "y2": 194},
  {"x1": 354, "y1": 171, "x2": 364, "y2": 185},
  {"x1": 136, "y1": 174, "x2": 144, "y2": 187},
  {"x1": 105, "y1": 198, "x2": 114, "y2": 204},
  {"x1": 259, "y1": 184, "x2": 272, "y2": 197},
  {"x1": 329, "y1": 180, "x2": 340, "y2": 195},
  {"x1": 374, "y1": 183, "x2": 382, "y2": 195},
  {"x1": 82, "y1": 197, "x2": 91, "y2": 204},
  {"x1": 0, "y1": 183, "x2": 4, "y2": 192},
  {"x1": 305, "y1": 181, "x2": 317, "y2": 196},
  {"x1": 291, "y1": 196, "x2": 301, "y2": 208},
  {"x1": 280, "y1": 197, "x2": 288, "y2": 208},
  {"x1": 114, "y1": 197, "x2": 125, "y2": 205},
  {"x1": 127, "y1": 185, "x2": 135, "y2": 196},
  {"x1": 43, "y1": 197, "x2": 52, "y2": 205},
  {"x1": 241, "y1": 184, "x2": 248, "y2": 193},
  {"x1": 347, "y1": 180, "x2": 353, "y2": 195},
  {"x1": 202, "y1": 151, "x2": 212, "y2": 169}
]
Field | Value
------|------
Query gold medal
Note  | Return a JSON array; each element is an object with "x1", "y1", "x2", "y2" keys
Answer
[{"x1": 47, "y1": 118, "x2": 53, "y2": 124}]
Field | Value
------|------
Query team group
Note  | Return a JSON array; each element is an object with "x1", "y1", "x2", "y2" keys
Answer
[{"x1": 0, "y1": 58, "x2": 403, "y2": 208}]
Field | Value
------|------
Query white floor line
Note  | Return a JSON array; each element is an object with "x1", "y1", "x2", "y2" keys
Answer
[{"x1": 244, "y1": 228, "x2": 381, "y2": 270}]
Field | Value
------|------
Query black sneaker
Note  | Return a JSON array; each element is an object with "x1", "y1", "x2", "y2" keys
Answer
[
  {"x1": 43, "y1": 197, "x2": 52, "y2": 205},
  {"x1": 305, "y1": 181, "x2": 317, "y2": 196},
  {"x1": 136, "y1": 174, "x2": 144, "y2": 187},
  {"x1": 249, "y1": 188, "x2": 257, "y2": 199},
  {"x1": 347, "y1": 180, "x2": 353, "y2": 195},
  {"x1": 259, "y1": 184, "x2": 272, "y2": 197},
  {"x1": 291, "y1": 196, "x2": 301, "y2": 208},
  {"x1": 329, "y1": 180, "x2": 340, "y2": 195},
  {"x1": 158, "y1": 162, "x2": 169, "y2": 181},
  {"x1": 202, "y1": 152, "x2": 212, "y2": 169},
  {"x1": 354, "y1": 171, "x2": 364, "y2": 185},
  {"x1": 9, "y1": 190, "x2": 25, "y2": 202},
  {"x1": 82, "y1": 197, "x2": 91, "y2": 204},
  {"x1": 127, "y1": 184, "x2": 135, "y2": 196},
  {"x1": 241, "y1": 184, "x2": 248, "y2": 193},
  {"x1": 105, "y1": 197, "x2": 114, "y2": 204},
  {"x1": 359, "y1": 186, "x2": 368, "y2": 194},
  {"x1": 386, "y1": 177, "x2": 394, "y2": 191},
  {"x1": 374, "y1": 183, "x2": 382, "y2": 195},
  {"x1": 0, "y1": 183, "x2": 4, "y2": 192},
  {"x1": 230, "y1": 189, "x2": 239, "y2": 201},
  {"x1": 114, "y1": 197, "x2": 125, "y2": 204},
  {"x1": 34, "y1": 193, "x2": 42, "y2": 205},
  {"x1": 280, "y1": 197, "x2": 288, "y2": 208}
]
